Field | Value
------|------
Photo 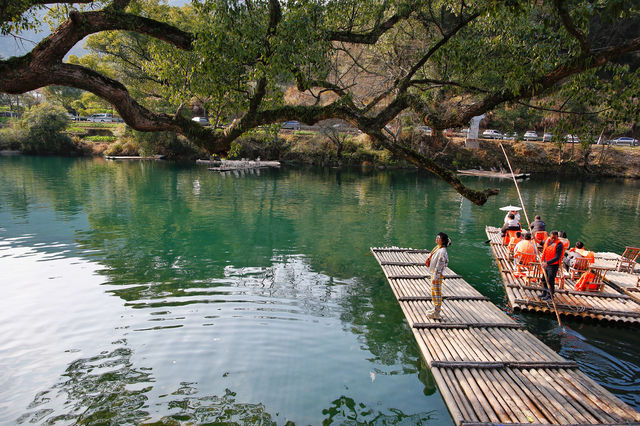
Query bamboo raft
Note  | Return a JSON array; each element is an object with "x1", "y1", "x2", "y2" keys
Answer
[
  {"x1": 458, "y1": 169, "x2": 530, "y2": 179},
  {"x1": 371, "y1": 246, "x2": 640, "y2": 425},
  {"x1": 486, "y1": 226, "x2": 640, "y2": 324}
]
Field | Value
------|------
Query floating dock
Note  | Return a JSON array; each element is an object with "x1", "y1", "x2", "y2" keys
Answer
[
  {"x1": 458, "y1": 169, "x2": 530, "y2": 179},
  {"x1": 371, "y1": 246, "x2": 640, "y2": 425},
  {"x1": 104, "y1": 155, "x2": 165, "y2": 160},
  {"x1": 485, "y1": 226, "x2": 640, "y2": 324},
  {"x1": 196, "y1": 159, "x2": 280, "y2": 172}
]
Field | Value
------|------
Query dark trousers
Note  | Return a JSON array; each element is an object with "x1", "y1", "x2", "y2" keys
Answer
[{"x1": 543, "y1": 264, "x2": 559, "y2": 296}]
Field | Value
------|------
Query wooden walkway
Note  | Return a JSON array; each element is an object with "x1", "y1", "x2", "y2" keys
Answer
[
  {"x1": 486, "y1": 226, "x2": 640, "y2": 324},
  {"x1": 371, "y1": 246, "x2": 640, "y2": 426}
]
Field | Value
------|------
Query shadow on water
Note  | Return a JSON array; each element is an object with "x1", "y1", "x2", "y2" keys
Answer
[{"x1": 2, "y1": 156, "x2": 640, "y2": 422}]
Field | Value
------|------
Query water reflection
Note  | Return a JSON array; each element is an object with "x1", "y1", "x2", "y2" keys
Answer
[
  {"x1": 2, "y1": 156, "x2": 640, "y2": 423},
  {"x1": 18, "y1": 343, "x2": 153, "y2": 424}
]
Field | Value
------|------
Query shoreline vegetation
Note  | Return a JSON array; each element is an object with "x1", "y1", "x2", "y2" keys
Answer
[{"x1": 2, "y1": 112, "x2": 640, "y2": 179}]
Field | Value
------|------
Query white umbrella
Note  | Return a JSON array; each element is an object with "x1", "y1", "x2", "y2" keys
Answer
[{"x1": 499, "y1": 205, "x2": 522, "y2": 211}]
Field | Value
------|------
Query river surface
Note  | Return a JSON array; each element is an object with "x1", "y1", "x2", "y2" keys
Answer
[{"x1": 1, "y1": 156, "x2": 639, "y2": 425}]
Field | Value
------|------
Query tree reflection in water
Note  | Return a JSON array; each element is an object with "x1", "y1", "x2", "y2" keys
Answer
[
  {"x1": 322, "y1": 395, "x2": 435, "y2": 425},
  {"x1": 18, "y1": 342, "x2": 152, "y2": 424}
]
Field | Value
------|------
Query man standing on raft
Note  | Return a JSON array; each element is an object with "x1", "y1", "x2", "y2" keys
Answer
[{"x1": 425, "y1": 232, "x2": 451, "y2": 320}]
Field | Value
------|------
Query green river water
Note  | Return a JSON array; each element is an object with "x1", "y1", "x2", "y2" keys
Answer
[{"x1": 1, "y1": 156, "x2": 639, "y2": 424}]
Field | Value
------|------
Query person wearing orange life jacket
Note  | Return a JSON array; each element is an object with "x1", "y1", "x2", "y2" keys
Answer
[
  {"x1": 508, "y1": 231, "x2": 523, "y2": 253},
  {"x1": 541, "y1": 231, "x2": 564, "y2": 300},
  {"x1": 558, "y1": 230, "x2": 570, "y2": 253},
  {"x1": 514, "y1": 232, "x2": 536, "y2": 261},
  {"x1": 563, "y1": 241, "x2": 595, "y2": 270}
]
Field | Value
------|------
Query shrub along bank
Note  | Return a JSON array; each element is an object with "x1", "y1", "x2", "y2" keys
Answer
[{"x1": 2, "y1": 113, "x2": 639, "y2": 178}]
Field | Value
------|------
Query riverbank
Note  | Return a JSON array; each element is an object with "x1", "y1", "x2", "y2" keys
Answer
[
  {"x1": 3, "y1": 121, "x2": 640, "y2": 178},
  {"x1": 430, "y1": 138, "x2": 640, "y2": 178}
]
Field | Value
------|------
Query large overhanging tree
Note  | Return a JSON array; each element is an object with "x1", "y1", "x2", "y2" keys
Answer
[{"x1": 1, "y1": 0, "x2": 639, "y2": 205}]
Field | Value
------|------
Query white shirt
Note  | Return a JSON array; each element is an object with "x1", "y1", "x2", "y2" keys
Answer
[
  {"x1": 504, "y1": 212, "x2": 520, "y2": 224},
  {"x1": 428, "y1": 247, "x2": 449, "y2": 277}
]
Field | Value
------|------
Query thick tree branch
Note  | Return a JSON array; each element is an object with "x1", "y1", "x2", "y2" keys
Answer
[
  {"x1": 553, "y1": 0, "x2": 590, "y2": 55},
  {"x1": 326, "y1": 5, "x2": 416, "y2": 44},
  {"x1": 397, "y1": 10, "x2": 481, "y2": 93},
  {"x1": 437, "y1": 35, "x2": 640, "y2": 128},
  {"x1": 369, "y1": 129, "x2": 499, "y2": 205},
  {"x1": 13, "y1": 7, "x2": 193, "y2": 68}
]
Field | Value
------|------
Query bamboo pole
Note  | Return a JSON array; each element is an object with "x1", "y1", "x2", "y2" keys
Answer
[{"x1": 499, "y1": 143, "x2": 564, "y2": 329}]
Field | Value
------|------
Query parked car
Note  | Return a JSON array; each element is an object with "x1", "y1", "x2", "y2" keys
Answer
[
  {"x1": 482, "y1": 129, "x2": 503, "y2": 139},
  {"x1": 65, "y1": 113, "x2": 78, "y2": 121},
  {"x1": 564, "y1": 134, "x2": 580, "y2": 143},
  {"x1": 87, "y1": 113, "x2": 114, "y2": 123},
  {"x1": 502, "y1": 132, "x2": 518, "y2": 140},
  {"x1": 610, "y1": 136, "x2": 638, "y2": 146},
  {"x1": 417, "y1": 126, "x2": 432, "y2": 135},
  {"x1": 282, "y1": 120, "x2": 300, "y2": 130},
  {"x1": 523, "y1": 131, "x2": 538, "y2": 141},
  {"x1": 542, "y1": 133, "x2": 553, "y2": 142},
  {"x1": 191, "y1": 116, "x2": 211, "y2": 126}
]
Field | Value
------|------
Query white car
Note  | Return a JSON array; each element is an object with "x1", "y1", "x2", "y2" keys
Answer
[
  {"x1": 87, "y1": 113, "x2": 113, "y2": 122},
  {"x1": 610, "y1": 137, "x2": 638, "y2": 146},
  {"x1": 482, "y1": 129, "x2": 503, "y2": 139},
  {"x1": 564, "y1": 134, "x2": 580, "y2": 143},
  {"x1": 523, "y1": 131, "x2": 538, "y2": 141},
  {"x1": 542, "y1": 133, "x2": 553, "y2": 142},
  {"x1": 192, "y1": 116, "x2": 211, "y2": 126}
]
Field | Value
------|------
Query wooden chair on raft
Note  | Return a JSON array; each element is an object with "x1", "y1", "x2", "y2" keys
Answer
[
  {"x1": 569, "y1": 257, "x2": 591, "y2": 280},
  {"x1": 534, "y1": 231, "x2": 548, "y2": 246},
  {"x1": 503, "y1": 229, "x2": 520, "y2": 246},
  {"x1": 525, "y1": 262, "x2": 544, "y2": 286},
  {"x1": 513, "y1": 253, "x2": 536, "y2": 278},
  {"x1": 615, "y1": 246, "x2": 640, "y2": 273},
  {"x1": 575, "y1": 267, "x2": 607, "y2": 292}
]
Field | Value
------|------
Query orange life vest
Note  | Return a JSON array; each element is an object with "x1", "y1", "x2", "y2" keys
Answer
[
  {"x1": 503, "y1": 229, "x2": 520, "y2": 246},
  {"x1": 542, "y1": 239, "x2": 562, "y2": 265},
  {"x1": 574, "y1": 248, "x2": 595, "y2": 263},
  {"x1": 575, "y1": 271, "x2": 596, "y2": 291},
  {"x1": 534, "y1": 231, "x2": 548, "y2": 244}
]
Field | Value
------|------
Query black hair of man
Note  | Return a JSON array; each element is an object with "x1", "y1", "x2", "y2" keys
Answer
[
  {"x1": 508, "y1": 213, "x2": 515, "y2": 219},
  {"x1": 524, "y1": 232, "x2": 532, "y2": 240},
  {"x1": 516, "y1": 231, "x2": 522, "y2": 238},
  {"x1": 575, "y1": 241, "x2": 584, "y2": 249},
  {"x1": 535, "y1": 215, "x2": 541, "y2": 220},
  {"x1": 550, "y1": 230, "x2": 559, "y2": 236}
]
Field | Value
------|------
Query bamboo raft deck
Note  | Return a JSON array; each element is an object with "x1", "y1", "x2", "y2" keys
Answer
[
  {"x1": 486, "y1": 226, "x2": 640, "y2": 324},
  {"x1": 371, "y1": 246, "x2": 640, "y2": 426}
]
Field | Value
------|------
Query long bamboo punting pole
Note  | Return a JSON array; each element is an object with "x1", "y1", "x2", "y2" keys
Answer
[{"x1": 499, "y1": 143, "x2": 564, "y2": 329}]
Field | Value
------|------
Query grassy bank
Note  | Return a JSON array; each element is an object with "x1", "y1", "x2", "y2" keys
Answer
[{"x1": 2, "y1": 112, "x2": 639, "y2": 178}]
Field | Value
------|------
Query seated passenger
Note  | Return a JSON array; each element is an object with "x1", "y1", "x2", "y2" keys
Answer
[
  {"x1": 558, "y1": 231, "x2": 570, "y2": 252},
  {"x1": 504, "y1": 210, "x2": 521, "y2": 225},
  {"x1": 564, "y1": 241, "x2": 595, "y2": 270},
  {"x1": 514, "y1": 232, "x2": 536, "y2": 262},
  {"x1": 530, "y1": 215, "x2": 546, "y2": 233},
  {"x1": 501, "y1": 213, "x2": 521, "y2": 237},
  {"x1": 508, "y1": 231, "x2": 523, "y2": 253}
]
